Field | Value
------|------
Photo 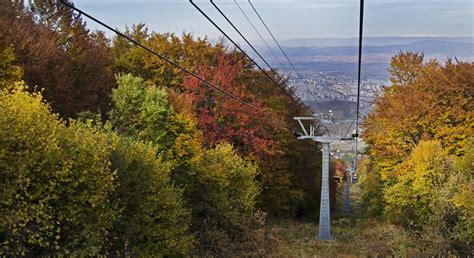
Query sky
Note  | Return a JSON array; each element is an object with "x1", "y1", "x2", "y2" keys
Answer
[{"x1": 72, "y1": 0, "x2": 473, "y2": 44}]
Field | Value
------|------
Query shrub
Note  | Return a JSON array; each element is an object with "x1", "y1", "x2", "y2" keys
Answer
[
  {"x1": 450, "y1": 138, "x2": 474, "y2": 252},
  {"x1": 190, "y1": 143, "x2": 261, "y2": 255},
  {"x1": 384, "y1": 140, "x2": 473, "y2": 254},
  {"x1": 109, "y1": 74, "x2": 175, "y2": 155},
  {"x1": 0, "y1": 83, "x2": 116, "y2": 255},
  {"x1": 108, "y1": 74, "x2": 264, "y2": 255},
  {"x1": 105, "y1": 137, "x2": 193, "y2": 256},
  {"x1": 384, "y1": 141, "x2": 452, "y2": 228},
  {"x1": 0, "y1": 46, "x2": 22, "y2": 90}
]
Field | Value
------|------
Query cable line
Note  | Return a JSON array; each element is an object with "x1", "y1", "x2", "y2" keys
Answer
[
  {"x1": 248, "y1": 0, "x2": 305, "y2": 82},
  {"x1": 58, "y1": 0, "x2": 295, "y2": 131},
  {"x1": 240, "y1": 0, "x2": 320, "y2": 102},
  {"x1": 212, "y1": 0, "x2": 317, "y2": 107},
  {"x1": 211, "y1": 0, "x2": 275, "y2": 74},
  {"x1": 344, "y1": 104, "x2": 372, "y2": 138},
  {"x1": 245, "y1": 0, "x2": 322, "y2": 111},
  {"x1": 355, "y1": 0, "x2": 364, "y2": 139},
  {"x1": 233, "y1": 0, "x2": 286, "y2": 70},
  {"x1": 354, "y1": 0, "x2": 365, "y2": 171},
  {"x1": 189, "y1": 0, "x2": 305, "y2": 108}
]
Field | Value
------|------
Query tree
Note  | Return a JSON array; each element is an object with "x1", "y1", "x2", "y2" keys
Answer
[
  {"x1": 451, "y1": 138, "x2": 474, "y2": 250},
  {"x1": 111, "y1": 25, "x2": 226, "y2": 91},
  {"x1": 189, "y1": 144, "x2": 260, "y2": 255},
  {"x1": 388, "y1": 51, "x2": 425, "y2": 85},
  {"x1": 363, "y1": 52, "x2": 473, "y2": 181},
  {"x1": 106, "y1": 137, "x2": 192, "y2": 256},
  {"x1": 191, "y1": 144, "x2": 259, "y2": 225},
  {"x1": 0, "y1": 1, "x2": 74, "y2": 116},
  {"x1": 110, "y1": 24, "x2": 322, "y2": 216},
  {"x1": 0, "y1": 83, "x2": 116, "y2": 255},
  {"x1": 384, "y1": 141, "x2": 451, "y2": 230},
  {"x1": 182, "y1": 53, "x2": 313, "y2": 215},
  {"x1": 107, "y1": 73, "x2": 263, "y2": 255},
  {"x1": 0, "y1": 0, "x2": 115, "y2": 117},
  {"x1": 183, "y1": 54, "x2": 275, "y2": 157},
  {"x1": 362, "y1": 52, "x2": 473, "y2": 252},
  {"x1": 358, "y1": 157, "x2": 385, "y2": 217},
  {"x1": 384, "y1": 140, "x2": 473, "y2": 253},
  {"x1": 109, "y1": 74, "x2": 176, "y2": 155},
  {"x1": 0, "y1": 46, "x2": 23, "y2": 89}
]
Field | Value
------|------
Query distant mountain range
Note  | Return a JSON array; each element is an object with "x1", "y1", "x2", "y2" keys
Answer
[
  {"x1": 279, "y1": 36, "x2": 473, "y2": 47},
  {"x1": 251, "y1": 37, "x2": 473, "y2": 79},
  {"x1": 279, "y1": 40, "x2": 473, "y2": 57}
]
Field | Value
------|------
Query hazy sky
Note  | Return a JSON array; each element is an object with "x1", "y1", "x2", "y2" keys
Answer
[{"x1": 73, "y1": 0, "x2": 473, "y2": 43}]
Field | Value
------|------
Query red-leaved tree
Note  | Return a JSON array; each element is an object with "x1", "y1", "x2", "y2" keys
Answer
[{"x1": 183, "y1": 54, "x2": 277, "y2": 158}]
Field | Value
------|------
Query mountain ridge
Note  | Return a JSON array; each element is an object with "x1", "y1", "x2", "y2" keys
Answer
[
  {"x1": 279, "y1": 36, "x2": 473, "y2": 47},
  {"x1": 263, "y1": 40, "x2": 473, "y2": 58}
]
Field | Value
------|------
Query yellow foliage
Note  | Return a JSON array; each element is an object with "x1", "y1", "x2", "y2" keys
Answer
[{"x1": 0, "y1": 83, "x2": 116, "y2": 255}]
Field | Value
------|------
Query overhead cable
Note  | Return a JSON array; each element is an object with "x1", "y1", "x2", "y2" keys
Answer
[
  {"x1": 354, "y1": 0, "x2": 365, "y2": 171},
  {"x1": 239, "y1": 0, "x2": 320, "y2": 103},
  {"x1": 211, "y1": 0, "x2": 275, "y2": 73},
  {"x1": 233, "y1": 0, "x2": 286, "y2": 70},
  {"x1": 355, "y1": 0, "x2": 364, "y2": 139},
  {"x1": 189, "y1": 0, "x2": 305, "y2": 107},
  {"x1": 59, "y1": 0, "x2": 294, "y2": 131},
  {"x1": 248, "y1": 0, "x2": 305, "y2": 82}
]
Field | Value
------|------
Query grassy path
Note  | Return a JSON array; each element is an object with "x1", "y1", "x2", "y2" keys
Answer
[{"x1": 266, "y1": 183, "x2": 425, "y2": 257}]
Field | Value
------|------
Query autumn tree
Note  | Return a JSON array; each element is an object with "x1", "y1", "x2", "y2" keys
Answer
[
  {"x1": 189, "y1": 144, "x2": 261, "y2": 256},
  {"x1": 110, "y1": 20, "x2": 323, "y2": 216},
  {"x1": 0, "y1": 46, "x2": 23, "y2": 89},
  {"x1": 111, "y1": 25, "x2": 226, "y2": 90},
  {"x1": 183, "y1": 54, "x2": 275, "y2": 157},
  {"x1": 0, "y1": 83, "x2": 116, "y2": 255},
  {"x1": 183, "y1": 53, "x2": 318, "y2": 215},
  {"x1": 361, "y1": 52, "x2": 473, "y2": 252},
  {"x1": 363, "y1": 52, "x2": 473, "y2": 181},
  {"x1": 106, "y1": 137, "x2": 192, "y2": 256},
  {"x1": 384, "y1": 140, "x2": 473, "y2": 252},
  {"x1": 108, "y1": 73, "x2": 263, "y2": 254},
  {"x1": 0, "y1": 0, "x2": 115, "y2": 117},
  {"x1": 0, "y1": 1, "x2": 73, "y2": 114}
]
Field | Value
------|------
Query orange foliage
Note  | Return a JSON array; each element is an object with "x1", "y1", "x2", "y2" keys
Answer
[
  {"x1": 363, "y1": 52, "x2": 473, "y2": 180},
  {"x1": 183, "y1": 54, "x2": 277, "y2": 158}
]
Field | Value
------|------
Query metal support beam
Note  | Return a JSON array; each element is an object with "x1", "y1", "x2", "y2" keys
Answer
[
  {"x1": 293, "y1": 117, "x2": 353, "y2": 241},
  {"x1": 318, "y1": 142, "x2": 332, "y2": 240}
]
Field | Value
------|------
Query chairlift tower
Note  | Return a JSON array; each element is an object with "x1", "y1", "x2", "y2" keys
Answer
[
  {"x1": 344, "y1": 146, "x2": 357, "y2": 213},
  {"x1": 344, "y1": 168, "x2": 352, "y2": 213},
  {"x1": 294, "y1": 117, "x2": 352, "y2": 241}
]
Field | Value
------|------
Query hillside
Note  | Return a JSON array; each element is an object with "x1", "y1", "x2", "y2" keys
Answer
[{"x1": 0, "y1": 1, "x2": 472, "y2": 256}]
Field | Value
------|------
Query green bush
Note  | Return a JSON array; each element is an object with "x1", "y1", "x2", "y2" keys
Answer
[
  {"x1": 109, "y1": 73, "x2": 175, "y2": 155},
  {"x1": 358, "y1": 158, "x2": 385, "y2": 217},
  {"x1": 0, "y1": 46, "x2": 22, "y2": 90},
  {"x1": 108, "y1": 74, "x2": 264, "y2": 255},
  {"x1": 190, "y1": 143, "x2": 261, "y2": 255},
  {"x1": 191, "y1": 143, "x2": 259, "y2": 221},
  {"x1": 105, "y1": 137, "x2": 192, "y2": 256},
  {"x1": 0, "y1": 83, "x2": 116, "y2": 255}
]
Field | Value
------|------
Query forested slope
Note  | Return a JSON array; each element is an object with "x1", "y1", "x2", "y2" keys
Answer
[
  {"x1": 1, "y1": 0, "x2": 471, "y2": 256},
  {"x1": 0, "y1": 1, "x2": 334, "y2": 255},
  {"x1": 360, "y1": 52, "x2": 473, "y2": 254}
]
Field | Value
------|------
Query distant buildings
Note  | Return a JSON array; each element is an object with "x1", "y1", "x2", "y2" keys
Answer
[{"x1": 290, "y1": 72, "x2": 387, "y2": 104}]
